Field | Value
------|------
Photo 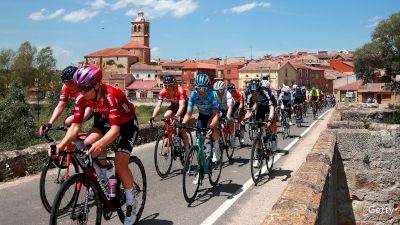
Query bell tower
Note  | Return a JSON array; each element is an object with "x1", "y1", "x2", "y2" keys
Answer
[{"x1": 130, "y1": 9, "x2": 150, "y2": 47}]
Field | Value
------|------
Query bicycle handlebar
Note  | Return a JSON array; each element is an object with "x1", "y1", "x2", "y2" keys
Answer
[{"x1": 44, "y1": 127, "x2": 68, "y2": 142}]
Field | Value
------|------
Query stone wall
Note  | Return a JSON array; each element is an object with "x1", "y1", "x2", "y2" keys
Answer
[
  {"x1": 0, "y1": 119, "x2": 195, "y2": 182},
  {"x1": 262, "y1": 131, "x2": 337, "y2": 225}
]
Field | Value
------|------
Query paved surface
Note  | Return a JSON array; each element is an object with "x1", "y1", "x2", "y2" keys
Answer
[{"x1": 0, "y1": 108, "x2": 332, "y2": 225}]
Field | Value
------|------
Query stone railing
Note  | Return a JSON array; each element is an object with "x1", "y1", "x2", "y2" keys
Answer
[{"x1": 0, "y1": 119, "x2": 196, "y2": 182}]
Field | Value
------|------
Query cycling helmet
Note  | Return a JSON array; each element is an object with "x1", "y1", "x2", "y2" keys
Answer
[
  {"x1": 213, "y1": 81, "x2": 225, "y2": 91},
  {"x1": 282, "y1": 85, "x2": 290, "y2": 93},
  {"x1": 301, "y1": 86, "x2": 306, "y2": 90},
  {"x1": 261, "y1": 80, "x2": 270, "y2": 88},
  {"x1": 61, "y1": 66, "x2": 78, "y2": 82},
  {"x1": 311, "y1": 86, "x2": 316, "y2": 91},
  {"x1": 227, "y1": 83, "x2": 236, "y2": 90},
  {"x1": 194, "y1": 73, "x2": 210, "y2": 87},
  {"x1": 292, "y1": 84, "x2": 298, "y2": 89},
  {"x1": 73, "y1": 65, "x2": 102, "y2": 86},
  {"x1": 249, "y1": 79, "x2": 261, "y2": 93},
  {"x1": 163, "y1": 75, "x2": 176, "y2": 84}
]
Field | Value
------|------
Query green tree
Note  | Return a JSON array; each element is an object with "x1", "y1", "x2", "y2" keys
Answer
[
  {"x1": 0, "y1": 80, "x2": 36, "y2": 150},
  {"x1": 0, "y1": 48, "x2": 15, "y2": 98},
  {"x1": 12, "y1": 41, "x2": 37, "y2": 87},
  {"x1": 35, "y1": 46, "x2": 56, "y2": 85},
  {"x1": 354, "y1": 12, "x2": 400, "y2": 91}
]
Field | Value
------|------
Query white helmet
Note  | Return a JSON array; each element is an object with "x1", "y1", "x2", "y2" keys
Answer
[
  {"x1": 292, "y1": 84, "x2": 298, "y2": 89},
  {"x1": 282, "y1": 85, "x2": 290, "y2": 92},
  {"x1": 213, "y1": 81, "x2": 225, "y2": 91},
  {"x1": 261, "y1": 80, "x2": 270, "y2": 88}
]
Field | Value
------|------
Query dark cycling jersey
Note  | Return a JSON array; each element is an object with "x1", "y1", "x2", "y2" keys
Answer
[
  {"x1": 292, "y1": 89, "x2": 305, "y2": 104},
  {"x1": 73, "y1": 83, "x2": 136, "y2": 126}
]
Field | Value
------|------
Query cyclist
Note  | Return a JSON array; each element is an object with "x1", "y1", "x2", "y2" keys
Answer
[
  {"x1": 181, "y1": 73, "x2": 220, "y2": 167},
  {"x1": 49, "y1": 65, "x2": 139, "y2": 225},
  {"x1": 213, "y1": 81, "x2": 236, "y2": 147},
  {"x1": 39, "y1": 66, "x2": 93, "y2": 136},
  {"x1": 149, "y1": 75, "x2": 190, "y2": 149},
  {"x1": 227, "y1": 83, "x2": 245, "y2": 144},
  {"x1": 292, "y1": 84, "x2": 305, "y2": 122},
  {"x1": 243, "y1": 79, "x2": 278, "y2": 167},
  {"x1": 278, "y1": 85, "x2": 293, "y2": 126},
  {"x1": 308, "y1": 86, "x2": 320, "y2": 117}
]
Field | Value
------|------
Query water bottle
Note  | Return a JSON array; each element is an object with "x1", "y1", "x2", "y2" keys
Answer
[
  {"x1": 107, "y1": 175, "x2": 117, "y2": 197},
  {"x1": 204, "y1": 141, "x2": 212, "y2": 158}
]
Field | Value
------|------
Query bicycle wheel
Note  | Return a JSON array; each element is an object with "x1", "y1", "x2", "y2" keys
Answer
[
  {"x1": 182, "y1": 146, "x2": 200, "y2": 203},
  {"x1": 49, "y1": 173, "x2": 102, "y2": 225},
  {"x1": 251, "y1": 137, "x2": 264, "y2": 184},
  {"x1": 264, "y1": 138, "x2": 274, "y2": 172},
  {"x1": 225, "y1": 133, "x2": 235, "y2": 161},
  {"x1": 40, "y1": 155, "x2": 80, "y2": 213},
  {"x1": 209, "y1": 144, "x2": 223, "y2": 187},
  {"x1": 154, "y1": 133, "x2": 173, "y2": 178},
  {"x1": 179, "y1": 131, "x2": 194, "y2": 167},
  {"x1": 117, "y1": 156, "x2": 147, "y2": 225}
]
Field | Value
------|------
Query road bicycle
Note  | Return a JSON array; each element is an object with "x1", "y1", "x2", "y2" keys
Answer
[
  {"x1": 280, "y1": 103, "x2": 290, "y2": 139},
  {"x1": 311, "y1": 100, "x2": 318, "y2": 120},
  {"x1": 293, "y1": 103, "x2": 303, "y2": 128},
  {"x1": 218, "y1": 117, "x2": 237, "y2": 162},
  {"x1": 247, "y1": 109, "x2": 257, "y2": 141},
  {"x1": 49, "y1": 145, "x2": 147, "y2": 225},
  {"x1": 182, "y1": 127, "x2": 223, "y2": 204},
  {"x1": 247, "y1": 121, "x2": 274, "y2": 184},
  {"x1": 152, "y1": 118, "x2": 193, "y2": 178},
  {"x1": 40, "y1": 127, "x2": 86, "y2": 213}
]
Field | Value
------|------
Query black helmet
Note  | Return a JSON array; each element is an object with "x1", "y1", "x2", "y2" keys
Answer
[
  {"x1": 249, "y1": 79, "x2": 261, "y2": 93},
  {"x1": 163, "y1": 75, "x2": 176, "y2": 84},
  {"x1": 227, "y1": 83, "x2": 236, "y2": 90},
  {"x1": 61, "y1": 66, "x2": 78, "y2": 82}
]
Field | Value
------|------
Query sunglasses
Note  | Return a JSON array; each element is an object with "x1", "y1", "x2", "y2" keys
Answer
[
  {"x1": 197, "y1": 86, "x2": 208, "y2": 92},
  {"x1": 80, "y1": 85, "x2": 93, "y2": 92},
  {"x1": 164, "y1": 84, "x2": 173, "y2": 87}
]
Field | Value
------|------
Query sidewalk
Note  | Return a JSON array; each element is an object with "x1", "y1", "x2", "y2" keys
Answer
[{"x1": 218, "y1": 109, "x2": 334, "y2": 225}]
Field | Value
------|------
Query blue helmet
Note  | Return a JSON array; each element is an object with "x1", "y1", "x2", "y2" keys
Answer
[
  {"x1": 249, "y1": 79, "x2": 261, "y2": 93},
  {"x1": 195, "y1": 73, "x2": 210, "y2": 87}
]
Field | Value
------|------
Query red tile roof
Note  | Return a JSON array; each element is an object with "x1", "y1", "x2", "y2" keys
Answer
[
  {"x1": 121, "y1": 41, "x2": 149, "y2": 49},
  {"x1": 126, "y1": 80, "x2": 158, "y2": 90},
  {"x1": 182, "y1": 62, "x2": 217, "y2": 69},
  {"x1": 85, "y1": 48, "x2": 138, "y2": 57},
  {"x1": 292, "y1": 63, "x2": 325, "y2": 71},
  {"x1": 335, "y1": 80, "x2": 364, "y2": 91}
]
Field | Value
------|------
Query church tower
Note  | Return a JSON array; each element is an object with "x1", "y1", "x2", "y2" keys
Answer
[{"x1": 130, "y1": 9, "x2": 150, "y2": 47}]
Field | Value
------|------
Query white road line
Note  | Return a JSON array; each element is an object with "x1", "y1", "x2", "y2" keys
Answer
[{"x1": 200, "y1": 109, "x2": 332, "y2": 225}]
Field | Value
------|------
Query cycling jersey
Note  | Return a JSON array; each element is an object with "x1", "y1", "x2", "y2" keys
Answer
[
  {"x1": 309, "y1": 89, "x2": 320, "y2": 97},
  {"x1": 216, "y1": 90, "x2": 233, "y2": 111},
  {"x1": 292, "y1": 89, "x2": 305, "y2": 104},
  {"x1": 229, "y1": 89, "x2": 243, "y2": 105},
  {"x1": 187, "y1": 89, "x2": 219, "y2": 115},
  {"x1": 59, "y1": 81, "x2": 79, "y2": 102},
  {"x1": 74, "y1": 83, "x2": 136, "y2": 126},
  {"x1": 279, "y1": 92, "x2": 293, "y2": 106},
  {"x1": 247, "y1": 88, "x2": 275, "y2": 108},
  {"x1": 158, "y1": 86, "x2": 187, "y2": 105}
]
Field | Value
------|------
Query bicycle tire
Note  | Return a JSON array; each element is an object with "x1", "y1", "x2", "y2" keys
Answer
[
  {"x1": 49, "y1": 173, "x2": 102, "y2": 225},
  {"x1": 225, "y1": 133, "x2": 235, "y2": 161},
  {"x1": 209, "y1": 142, "x2": 223, "y2": 187},
  {"x1": 117, "y1": 156, "x2": 147, "y2": 225},
  {"x1": 154, "y1": 133, "x2": 173, "y2": 178},
  {"x1": 179, "y1": 131, "x2": 194, "y2": 167},
  {"x1": 182, "y1": 146, "x2": 200, "y2": 203},
  {"x1": 40, "y1": 155, "x2": 80, "y2": 213},
  {"x1": 251, "y1": 137, "x2": 264, "y2": 184},
  {"x1": 265, "y1": 137, "x2": 274, "y2": 172}
]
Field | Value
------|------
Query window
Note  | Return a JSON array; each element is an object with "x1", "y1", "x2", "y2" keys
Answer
[
  {"x1": 140, "y1": 92, "x2": 147, "y2": 98},
  {"x1": 155, "y1": 75, "x2": 158, "y2": 78},
  {"x1": 246, "y1": 75, "x2": 249, "y2": 78},
  {"x1": 138, "y1": 25, "x2": 141, "y2": 32},
  {"x1": 316, "y1": 74, "x2": 319, "y2": 79},
  {"x1": 116, "y1": 57, "x2": 119, "y2": 61},
  {"x1": 305, "y1": 70, "x2": 308, "y2": 78},
  {"x1": 299, "y1": 70, "x2": 302, "y2": 78},
  {"x1": 227, "y1": 70, "x2": 231, "y2": 74},
  {"x1": 160, "y1": 83, "x2": 163, "y2": 88},
  {"x1": 136, "y1": 74, "x2": 139, "y2": 78},
  {"x1": 285, "y1": 68, "x2": 288, "y2": 77},
  {"x1": 192, "y1": 71, "x2": 197, "y2": 77},
  {"x1": 148, "y1": 74, "x2": 151, "y2": 78},
  {"x1": 190, "y1": 79, "x2": 194, "y2": 84},
  {"x1": 134, "y1": 25, "x2": 137, "y2": 32},
  {"x1": 115, "y1": 83, "x2": 119, "y2": 87}
]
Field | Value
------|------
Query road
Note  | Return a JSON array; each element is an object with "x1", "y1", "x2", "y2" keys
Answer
[{"x1": 0, "y1": 108, "x2": 332, "y2": 225}]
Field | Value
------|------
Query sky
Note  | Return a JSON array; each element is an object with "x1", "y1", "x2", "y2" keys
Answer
[{"x1": 0, "y1": 0, "x2": 399, "y2": 69}]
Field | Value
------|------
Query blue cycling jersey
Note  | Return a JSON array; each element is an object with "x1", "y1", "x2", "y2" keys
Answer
[{"x1": 187, "y1": 89, "x2": 219, "y2": 115}]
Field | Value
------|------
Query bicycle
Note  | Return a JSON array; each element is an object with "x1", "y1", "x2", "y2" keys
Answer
[
  {"x1": 280, "y1": 103, "x2": 290, "y2": 139},
  {"x1": 218, "y1": 117, "x2": 236, "y2": 162},
  {"x1": 40, "y1": 127, "x2": 86, "y2": 213},
  {"x1": 311, "y1": 100, "x2": 318, "y2": 120},
  {"x1": 246, "y1": 108, "x2": 257, "y2": 141},
  {"x1": 247, "y1": 121, "x2": 274, "y2": 184},
  {"x1": 152, "y1": 118, "x2": 193, "y2": 178},
  {"x1": 182, "y1": 127, "x2": 223, "y2": 204},
  {"x1": 302, "y1": 101, "x2": 308, "y2": 118},
  {"x1": 293, "y1": 103, "x2": 303, "y2": 128},
  {"x1": 49, "y1": 145, "x2": 147, "y2": 225}
]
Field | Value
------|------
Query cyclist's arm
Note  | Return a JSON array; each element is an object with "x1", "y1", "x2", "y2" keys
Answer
[
  {"x1": 210, "y1": 109, "x2": 219, "y2": 128},
  {"x1": 175, "y1": 99, "x2": 186, "y2": 118},
  {"x1": 182, "y1": 110, "x2": 192, "y2": 124},
  {"x1": 151, "y1": 99, "x2": 163, "y2": 118},
  {"x1": 268, "y1": 105, "x2": 275, "y2": 121},
  {"x1": 57, "y1": 122, "x2": 82, "y2": 150},
  {"x1": 48, "y1": 101, "x2": 67, "y2": 125},
  {"x1": 226, "y1": 100, "x2": 233, "y2": 118},
  {"x1": 82, "y1": 107, "x2": 93, "y2": 121}
]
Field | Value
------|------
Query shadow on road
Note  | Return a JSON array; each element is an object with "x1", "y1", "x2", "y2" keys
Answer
[
  {"x1": 255, "y1": 168, "x2": 293, "y2": 186},
  {"x1": 222, "y1": 156, "x2": 250, "y2": 168},
  {"x1": 188, "y1": 179, "x2": 243, "y2": 208},
  {"x1": 159, "y1": 168, "x2": 182, "y2": 181},
  {"x1": 139, "y1": 213, "x2": 173, "y2": 225}
]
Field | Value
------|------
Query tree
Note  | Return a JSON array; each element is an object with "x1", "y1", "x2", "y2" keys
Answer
[
  {"x1": 0, "y1": 80, "x2": 36, "y2": 150},
  {"x1": 0, "y1": 49, "x2": 15, "y2": 97},
  {"x1": 12, "y1": 41, "x2": 37, "y2": 87},
  {"x1": 35, "y1": 47, "x2": 56, "y2": 85},
  {"x1": 354, "y1": 12, "x2": 400, "y2": 91}
]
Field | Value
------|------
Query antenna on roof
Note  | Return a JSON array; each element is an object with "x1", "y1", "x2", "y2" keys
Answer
[{"x1": 250, "y1": 46, "x2": 253, "y2": 61}]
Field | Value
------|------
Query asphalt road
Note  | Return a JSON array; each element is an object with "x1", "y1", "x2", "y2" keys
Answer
[{"x1": 0, "y1": 108, "x2": 330, "y2": 225}]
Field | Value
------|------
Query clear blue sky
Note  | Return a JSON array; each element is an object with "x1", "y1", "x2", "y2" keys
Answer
[{"x1": 1, "y1": 0, "x2": 399, "y2": 69}]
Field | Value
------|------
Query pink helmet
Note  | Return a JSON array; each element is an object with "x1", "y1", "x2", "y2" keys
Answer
[{"x1": 73, "y1": 65, "x2": 102, "y2": 86}]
